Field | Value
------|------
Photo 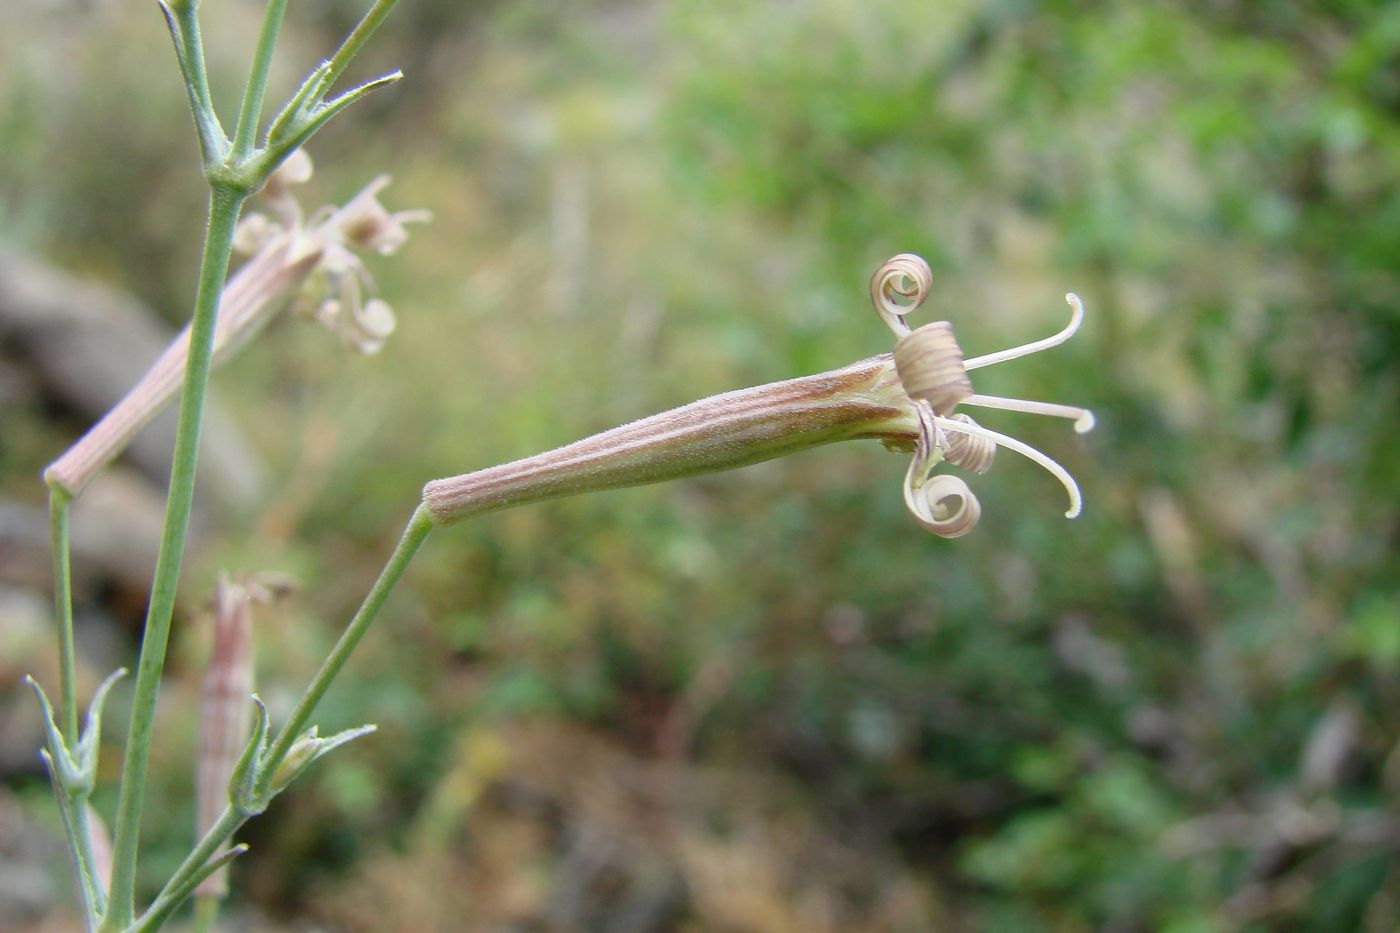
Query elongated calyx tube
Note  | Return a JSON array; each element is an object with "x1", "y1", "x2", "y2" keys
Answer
[{"x1": 423, "y1": 356, "x2": 919, "y2": 524}]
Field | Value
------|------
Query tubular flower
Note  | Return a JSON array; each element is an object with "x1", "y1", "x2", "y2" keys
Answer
[
  {"x1": 423, "y1": 254, "x2": 1093, "y2": 538},
  {"x1": 871, "y1": 253, "x2": 1095, "y2": 536}
]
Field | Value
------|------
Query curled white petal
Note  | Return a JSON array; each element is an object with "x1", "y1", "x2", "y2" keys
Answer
[
  {"x1": 348, "y1": 299, "x2": 397, "y2": 354},
  {"x1": 904, "y1": 467, "x2": 981, "y2": 538},
  {"x1": 964, "y1": 292, "x2": 1085, "y2": 371},
  {"x1": 232, "y1": 213, "x2": 280, "y2": 255},
  {"x1": 963, "y1": 394, "x2": 1096, "y2": 433},
  {"x1": 869, "y1": 253, "x2": 933, "y2": 338},
  {"x1": 934, "y1": 414, "x2": 1084, "y2": 518},
  {"x1": 939, "y1": 413, "x2": 996, "y2": 474}
]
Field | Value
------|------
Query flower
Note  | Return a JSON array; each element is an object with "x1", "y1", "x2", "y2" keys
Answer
[
  {"x1": 234, "y1": 158, "x2": 431, "y2": 355},
  {"x1": 44, "y1": 152, "x2": 429, "y2": 496},
  {"x1": 423, "y1": 253, "x2": 1093, "y2": 538},
  {"x1": 870, "y1": 253, "x2": 1095, "y2": 537}
]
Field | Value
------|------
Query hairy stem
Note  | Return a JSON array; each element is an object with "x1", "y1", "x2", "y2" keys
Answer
[
  {"x1": 136, "y1": 506, "x2": 432, "y2": 926},
  {"x1": 103, "y1": 186, "x2": 246, "y2": 931},
  {"x1": 261, "y1": 504, "x2": 433, "y2": 773},
  {"x1": 49, "y1": 489, "x2": 79, "y2": 743},
  {"x1": 231, "y1": 0, "x2": 290, "y2": 161},
  {"x1": 324, "y1": 0, "x2": 404, "y2": 89}
]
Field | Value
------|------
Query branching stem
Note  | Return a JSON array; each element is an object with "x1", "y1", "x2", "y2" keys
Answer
[
  {"x1": 232, "y1": 0, "x2": 291, "y2": 161},
  {"x1": 102, "y1": 185, "x2": 247, "y2": 932},
  {"x1": 261, "y1": 505, "x2": 433, "y2": 774},
  {"x1": 134, "y1": 507, "x2": 433, "y2": 927}
]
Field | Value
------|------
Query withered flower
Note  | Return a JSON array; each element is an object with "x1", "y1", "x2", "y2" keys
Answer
[
  {"x1": 424, "y1": 253, "x2": 1093, "y2": 538},
  {"x1": 236, "y1": 164, "x2": 431, "y2": 356},
  {"x1": 44, "y1": 152, "x2": 428, "y2": 496},
  {"x1": 872, "y1": 253, "x2": 1095, "y2": 536}
]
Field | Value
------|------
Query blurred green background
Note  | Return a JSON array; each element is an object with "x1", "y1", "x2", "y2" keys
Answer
[{"x1": 3, "y1": 0, "x2": 1400, "y2": 930}]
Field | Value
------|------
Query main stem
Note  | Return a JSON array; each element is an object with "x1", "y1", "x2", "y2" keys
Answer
[{"x1": 103, "y1": 186, "x2": 246, "y2": 931}]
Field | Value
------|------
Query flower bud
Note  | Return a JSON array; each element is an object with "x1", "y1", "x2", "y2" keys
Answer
[{"x1": 194, "y1": 573, "x2": 291, "y2": 896}]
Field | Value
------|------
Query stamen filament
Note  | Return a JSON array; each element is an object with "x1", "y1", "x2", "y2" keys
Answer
[
  {"x1": 933, "y1": 414, "x2": 1084, "y2": 518},
  {"x1": 963, "y1": 293, "x2": 1084, "y2": 371},
  {"x1": 963, "y1": 394, "x2": 1096, "y2": 433}
]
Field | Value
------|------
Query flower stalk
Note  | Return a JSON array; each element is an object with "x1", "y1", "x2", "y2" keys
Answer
[
  {"x1": 31, "y1": 0, "x2": 417, "y2": 927},
  {"x1": 102, "y1": 183, "x2": 247, "y2": 932}
]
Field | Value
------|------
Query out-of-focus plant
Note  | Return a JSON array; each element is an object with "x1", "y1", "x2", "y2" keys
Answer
[
  {"x1": 23, "y1": 1, "x2": 1101, "y2": 927},
  {"x1": 27, "y1": 0, "x2": 416, "y2": 927}
]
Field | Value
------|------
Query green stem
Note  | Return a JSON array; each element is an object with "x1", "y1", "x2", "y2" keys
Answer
[
  {"x1": 50, "y1": 489, "x2": 79, "y2": 744},
  {"x1": 164, "y1": 0, "x2": 228, "y2": 165},
  {"x1": 53, "y1": 790, "x2": 104, "y2": 930},
  {"x1": 191, "y1": 894, "x2": 219, "y2": 933},
  {"x1": 262, "y1": 504, "x2": 433, "y2": 775},
  {"x1": 231, "y1": 0, "x2": 290, "y2": 161},
  {"x1": 102, "y1": 186, "x2": 247, "y2": 932},
  {"x1": 134, "y1": 506, "x2": 432, "y2": 927},
  {"x1": 51, "y1": 443, "x2": 105, "y2": 929},
  {"x1": 323, "y1": 0, "x2": 403, "y2": 89},
  {"x1": 136, "y1": 804, "x2": 242, "y2": 932}
]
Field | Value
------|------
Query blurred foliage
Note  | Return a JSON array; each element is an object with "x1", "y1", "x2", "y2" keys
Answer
[{"x1": 3, "y1": 0, "x2": 1400, "y2": 930}]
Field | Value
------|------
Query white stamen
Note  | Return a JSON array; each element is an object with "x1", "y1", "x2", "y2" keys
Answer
[
  {"x1": 963, "y1": 293, "x2": 1084, "y2": 371},
  {"x1": 963, "y1": 394, "x2": 1096, "y2": 433},
  {"x1": 934, "y1": 414, "x2": 1084, "y2": 518}
]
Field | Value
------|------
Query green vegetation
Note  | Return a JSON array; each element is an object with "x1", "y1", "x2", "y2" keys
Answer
[{"x1": 2, "y1": 0, "x2": 1398, "y2": 929}]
